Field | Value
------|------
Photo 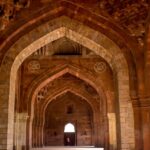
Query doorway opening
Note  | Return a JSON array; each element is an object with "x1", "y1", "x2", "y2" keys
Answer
[{"x1": 64, "y1": 123, "x2": 76, "y2": 146}]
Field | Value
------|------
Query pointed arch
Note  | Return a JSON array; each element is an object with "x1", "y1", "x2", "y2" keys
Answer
[{"x1": 0, "y1": 17, "x2": 135, "y2": 150}]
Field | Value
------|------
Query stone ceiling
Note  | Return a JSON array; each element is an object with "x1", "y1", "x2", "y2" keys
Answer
[{"x1": 0, "y1": 0, "x2": 149, "y2": 47}]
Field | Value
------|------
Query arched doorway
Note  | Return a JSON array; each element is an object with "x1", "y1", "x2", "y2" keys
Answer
[
  {"x1": 44, "y1": 92, "x2": 94, "y2": 146},
  {"x1": 64, "y1": 123, "x2": 76, "y2": 146}
]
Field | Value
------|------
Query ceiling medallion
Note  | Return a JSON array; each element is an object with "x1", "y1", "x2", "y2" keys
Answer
[
  {"x1": 94, "y1": 62, "x2": 106, "y2": 73},
  {"x1": 28, "y1": 60, "x2": 40, "y2": 73}
]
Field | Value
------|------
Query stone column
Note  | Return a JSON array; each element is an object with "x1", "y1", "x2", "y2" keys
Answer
[
  {"x1": 108, "y1": 113, "x2": 117, "y2": 150},
  {"x1": 93, "y1": 111, "x2": 102, "y2": 147},
  {"x1": 14, "y1": 113, "x2": 28, "y2": 150},
  {"x1": 142, "y1": 107, "x2": 150, "y2": 150},
  {"x1": 145, "y1": 25, "x2": 150, "y2": 96},
  {"x1": 39, "y1": 118, "x2": 44, "y2": 147},
  {"x1": 134, "y1": 99, "x2": 150, "y2": 150}
]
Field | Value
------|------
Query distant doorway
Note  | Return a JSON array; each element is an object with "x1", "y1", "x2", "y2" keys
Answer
[{"x1": 64, "y1": 123, "x2": 76, "y2": 146}]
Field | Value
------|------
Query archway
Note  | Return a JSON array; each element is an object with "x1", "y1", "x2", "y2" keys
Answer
[
  {"x1": 0, "y1": 16, "x2": 135, "y2": 150},
  {"x1": 30, "y1": 72, "x2": 104, "y2": 148},
  {"x1": 64, "y1": 123, "x2": 76, "y2": 146},
  {"x1": 43, "y1": 91, "x2": 94, "y2": 147}
]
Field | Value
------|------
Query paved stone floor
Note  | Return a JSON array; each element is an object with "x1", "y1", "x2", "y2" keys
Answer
[{"x1": 31, "y1": 146, "x2": 104, "y2": 150}]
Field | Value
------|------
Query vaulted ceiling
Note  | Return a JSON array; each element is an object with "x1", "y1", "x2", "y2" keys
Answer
[{"x1": 0, "y1": 0, "x2": 149, "y2": 47}]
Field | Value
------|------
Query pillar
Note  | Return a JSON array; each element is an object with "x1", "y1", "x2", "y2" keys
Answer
[
  {"x1": 108, "y1": 113, "x2": 117, "y2": 150},
  {"x1": 14, "y1": 113, "x2": 28, "y2": 150}
]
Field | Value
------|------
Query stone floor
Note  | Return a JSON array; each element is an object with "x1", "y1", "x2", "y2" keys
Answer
[{"x1": 31, "y1": 147, "x2": 104, "y2": 150}]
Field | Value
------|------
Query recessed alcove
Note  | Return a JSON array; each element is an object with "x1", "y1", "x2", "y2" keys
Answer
[{"x1": 44, "y1": 92, "x2": 93, "y2": 146}]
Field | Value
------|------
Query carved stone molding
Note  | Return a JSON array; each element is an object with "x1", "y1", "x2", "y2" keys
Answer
[
  {"x1": 27, "y1": 60, "x2": 40, "y2": 73},
  {"x1": 94, "y1": 61, "x2": 107, "y2": 73},
  {"x1": 132, "y1": 98, "x2": 150, "y2": 107}
]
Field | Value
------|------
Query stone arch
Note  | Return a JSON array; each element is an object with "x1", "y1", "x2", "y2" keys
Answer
[
  {"x1": 43, "y1": 87, "x2": 99, "y2": 114},
  {"x1": 145, "y1": 19, "x2": 150, "y2": 96},
  {"x1": 42, "y1": 90, "x2": 96, "y2": 147},
  {"x1": 0, "y1": 1, "x2": 142, "y2": 100},
  {"x1": 0, "y1": 0, "x2": 142, "y2": 107},
  {"x1": 26, "y1": 65, "x2": 108, "y2": 147},
  {"x1": 0, "y1": 16, "x2": 135, "y2": 150},
  {"x1": 41, "y1": 89, "x2": 101, "y2": 147},
  {"x1": 25, "y1": 63, "x2": 107, "y2": 113}
]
